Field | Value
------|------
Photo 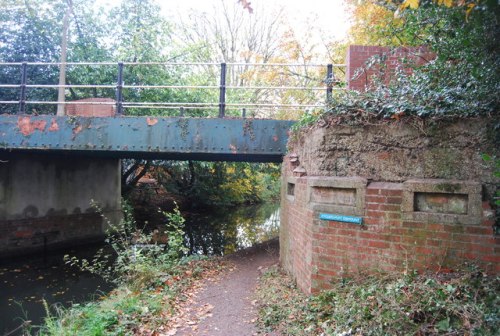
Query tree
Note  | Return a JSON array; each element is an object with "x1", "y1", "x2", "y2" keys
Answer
[
  {"x1": 0, "y1": 0, "x2": 116, "y2": 113},
  {"x1": 319, "y1": 1, "x2": 500, "y2": 119},
  {"x1": 0, "y1": 0, "x2": 65, "y2": 113},
  {"x1": 347, "y1": 0, "x2": 398, "y2": 46},
  {"x1": 173, "y1": 0, "x2": 288, "y2": 117}
]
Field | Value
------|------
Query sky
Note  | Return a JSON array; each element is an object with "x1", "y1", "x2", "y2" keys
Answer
[
  {"x1": 166, "y1": 0, "x2": 351, "y2": 40},
  {"x1": 97, "y1": 0, "x2": 352, "y2": 62},
  {"x1": 99, "y1": 0, "x2": 351, "y2": 40}
]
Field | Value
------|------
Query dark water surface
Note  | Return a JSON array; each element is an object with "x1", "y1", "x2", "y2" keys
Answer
[
  {"x1": 0, "y1": 203, "x2": 280, "y2": 335},
  {"x1": 0, "y1": 243, "x2": 113, "y2": 335}
]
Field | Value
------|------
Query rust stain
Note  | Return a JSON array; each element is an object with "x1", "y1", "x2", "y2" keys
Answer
[
  {"x1": 273, "y1": 135, "x2": 278, "y2": 142},
  {"x1": 18, "y1": 117, "x2": 47, "y2": 136},
  {"x1": 48, "y1": 118, "x2": 59, "y2": 132},
  {"x1": 34, "y1": 120, "x2": 46, "y2": 131},
  {"x1": 229, "y1": 144, "x2": 237, "y2": 154},
  {"x1": 377, "y1": 151, "x2": 390, "y2": 160},
  {"x1": 73, "y1": 125, "x2": 83, "y2": 136},
  {"x1": 146, "y1": 117, "x2": 158, "y2": 126}
]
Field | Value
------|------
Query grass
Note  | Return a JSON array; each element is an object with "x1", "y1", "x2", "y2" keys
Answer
[
  {"x1": 37, "y1": 203, "x2": 232, "y2": 335},
  {"x1": 40, "y1": 256, "x2": 227, "y2": 335},
  {"x1": 255, "y1": 266, "x2": 500, "y2": 335}
]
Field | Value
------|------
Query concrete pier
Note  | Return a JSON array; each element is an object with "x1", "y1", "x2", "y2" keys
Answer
[{"x1": 0, "y1": 153, "x2": 121, "y2": 257}]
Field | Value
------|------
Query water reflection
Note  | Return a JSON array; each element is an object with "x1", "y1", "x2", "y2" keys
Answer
[{"x1": 185, "y1": 203, "x2": 279, "y2": 255}]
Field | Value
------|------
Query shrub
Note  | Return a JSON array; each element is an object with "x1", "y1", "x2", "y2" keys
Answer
[
  {"x1": 256, "y1": 266, "x2": 500, "y2": 335},
  {"x1": 64, "y1": 200, "x2": 188, "y2": 289}
]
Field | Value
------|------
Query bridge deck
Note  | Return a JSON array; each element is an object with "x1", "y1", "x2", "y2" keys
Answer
[{"x1": 0, "y1": 115, "x2": 294, "y2": 162}]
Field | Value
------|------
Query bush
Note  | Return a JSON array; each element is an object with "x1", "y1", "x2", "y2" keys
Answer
[
  {"x1": 293, "y1": 2, "x2": 499, "y2": 131},
  {"x1": 64, "y1": 200, "x2": 188, "y2": 289},
  {"x1": 43, "y1": 203, "x2": 225, "y2": 335},
  {"x1": 256, "y1": 266, "x2": 500, "y2": 335}
]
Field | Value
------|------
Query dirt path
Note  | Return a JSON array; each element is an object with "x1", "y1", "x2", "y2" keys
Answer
[{"x1": 174, "y1": 239, "x2": 279, "y2": 336}]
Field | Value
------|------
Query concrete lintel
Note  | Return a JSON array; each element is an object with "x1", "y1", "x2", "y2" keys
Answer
[
  {"x1": 308, "y1": 176, "x2": 368, "y2": 189},
  {"x1": 307, "y1": 176, "x2": 367, "y2": 216},
  {"x1": 367, "y1": 182, "x2": 403, "y2": 190},
  {"x1": 402, "y1": 179, "x2": 482, "y2": 225},
  {"x1": 403, "y1": 179, "x2": 482, "y2": 194}
]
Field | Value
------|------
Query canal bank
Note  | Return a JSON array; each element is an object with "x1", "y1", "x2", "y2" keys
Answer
[{"x1": 0, "y1": 203, "x2": 279, "y2": 335}]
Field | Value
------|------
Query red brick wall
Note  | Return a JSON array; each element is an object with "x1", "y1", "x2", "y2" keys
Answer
[
  {"x1": 281, "y1": 176, "x2": 315, "y2": 292},
  {"x1": 281, "y1": 165, "x2": 499, "y2": 294},
  {"x1": 66, "y1": 98, "x2": 116, "y2": 117},
  {"x1": 0, "y1": 213, "x2": 105, "y2": 258},
  {"x1": 315, "y1": 183, "x2": 496, "y2": 291},
  {"x1": 346, "y1": 45, "x2": 436, "y2": 91}
]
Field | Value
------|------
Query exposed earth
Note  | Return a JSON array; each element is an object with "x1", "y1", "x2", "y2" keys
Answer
[{"x1": 172, "y1": 239, "x2": 280, "y2": 336}]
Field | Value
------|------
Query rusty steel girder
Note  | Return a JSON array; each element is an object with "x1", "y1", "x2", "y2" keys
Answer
[{"x1": 0, "y1": 115, "x2": 294, "y2": 162}]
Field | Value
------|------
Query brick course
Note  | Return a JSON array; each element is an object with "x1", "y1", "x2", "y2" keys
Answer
[
  {"x1": 66, "y1": 98, "x2": 116, "y2": 117},
  {"x1": 281, "y1": 167, "x2": 499, "y2": 294},
  {"x1": 346, "y1": 45, "x2": 436, "y2": 91}
]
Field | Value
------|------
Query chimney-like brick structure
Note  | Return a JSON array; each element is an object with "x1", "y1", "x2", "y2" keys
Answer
[
  {"x1": 66, "y1": 98, "x2": 116, "y2": 117},
  {"x1": 281, "y1": 120, "x2": 499, "y2": 294},
  {"x1": 346, "y1": 45, "x2": 435, "y2": 91}
]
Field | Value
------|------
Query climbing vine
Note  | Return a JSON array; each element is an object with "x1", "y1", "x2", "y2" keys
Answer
[{"x1": 295, "y1": 1, "x2": 499, "y2": 129}]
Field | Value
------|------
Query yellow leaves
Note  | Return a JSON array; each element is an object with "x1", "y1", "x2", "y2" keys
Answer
[
  {"x1": 465, "y1": 3, "x2": 476, "y2": 21},
  {"x1": 399, "y1": 0, "x2": 457, "y2": 10},
  {"x1": 437, "y1": 0, "x2": 454, "y2": 7},
  {"x1": 396, "y1": 0, "x2": 478, "y2": 22},
  {"x1": 350, "y1": 2, "x2": 394, "y2": 45},
  {"x1": 444, "y1": 0, "x2": 454, "y2": 7},
  {"x1": 401, "y1": 0, "x2": 420, "y2": 10}
]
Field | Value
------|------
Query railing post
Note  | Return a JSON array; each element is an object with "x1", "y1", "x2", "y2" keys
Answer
[
  {"x1": 326, "y1": 63, "x2": 333, "y2": 102},
  {"x1": 242, "y1": 108, "x2": 246, "y2": 118},
  {"x1": 218, "y1": 62, "x2": 226, "y2": 118},
  {"x1": 116, "y1": 62, "x2": 124, "y2": 115},
  {"x1": 180, "y1": 106, "x2": 184, "y2": 117},
  {"x1": 18, "y1": 62, "x2": 27, "y2": 115}
]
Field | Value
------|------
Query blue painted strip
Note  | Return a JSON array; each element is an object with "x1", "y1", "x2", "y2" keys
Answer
[{"x1": 319, "y1": 213, "x2": 363, "y2": 225}]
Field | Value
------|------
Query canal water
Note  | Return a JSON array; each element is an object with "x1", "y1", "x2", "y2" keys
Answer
[{"x1": 0, "y1": 203, "x2": 279, "y2": 335}]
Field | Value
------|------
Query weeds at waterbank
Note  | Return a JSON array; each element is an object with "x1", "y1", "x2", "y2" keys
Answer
[
  {"x1": 38, "y1": 202, "x2": 228, "y2": 335},
  {"x1": 40, "y1": 257, "x2": 226, "y2": 335}
]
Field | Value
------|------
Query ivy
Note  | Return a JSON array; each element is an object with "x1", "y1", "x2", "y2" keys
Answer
[{"x1": 298, "y1": 2, "x2": 500, "y2": 127}]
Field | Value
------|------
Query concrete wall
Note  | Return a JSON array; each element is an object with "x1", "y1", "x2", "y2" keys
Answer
[
  {"x1": 288, "y1": 119, "x2": 498, "y2": 199},
  {"x1": 281, "y1": 120, "x2": 499, "y2": 294},
  {"x1": 0, "y1": 153, "x2": 121, "y2": 257}
]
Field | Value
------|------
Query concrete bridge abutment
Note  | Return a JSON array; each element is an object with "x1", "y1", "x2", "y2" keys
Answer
[{"x1": 0, "y1": 153, "x2": 121, "y2": 257}]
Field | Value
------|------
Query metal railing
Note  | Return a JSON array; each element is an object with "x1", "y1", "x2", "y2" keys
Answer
[{"x1": 0, "y1": 62, "x2": 346, "y2": 118}]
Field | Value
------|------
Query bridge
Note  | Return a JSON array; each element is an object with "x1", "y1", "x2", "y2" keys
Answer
[
  {"x1": 0, "y1": 115, "x2": 294, "y2": 163},
  {"x1": 0, "y1": 61, "x2": 346, "y2": 257},
  {"x1": 0, "y1": 61, "x2": 347, "y2": 162}
]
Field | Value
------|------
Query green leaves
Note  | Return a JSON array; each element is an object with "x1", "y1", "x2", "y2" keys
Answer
[
  {"x1": 256, "y1": 268, "x2": 500, "y2": 335},
  {"x1": 436, "y1": 316, "x2": 450, "y2": 331},
  {"x1": 310, "y1": 3, "x2": 500, "y2": 125}
]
